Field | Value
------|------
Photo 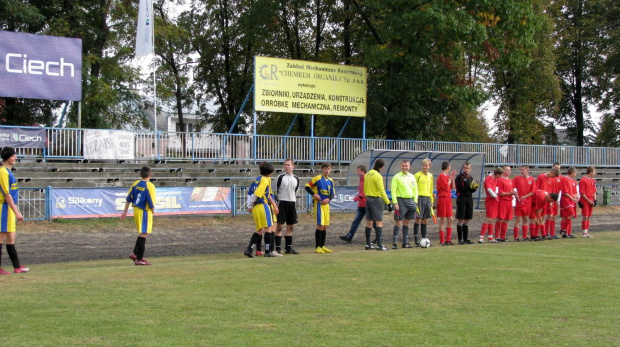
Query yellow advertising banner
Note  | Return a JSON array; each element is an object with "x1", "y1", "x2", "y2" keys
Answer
[{"x1": 254, "y1": 56, "x2": 367, "y2": 117}]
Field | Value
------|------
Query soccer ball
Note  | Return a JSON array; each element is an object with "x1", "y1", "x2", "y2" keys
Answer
[{"x1": 419, "y1": 238, "x2": 431, "y2": 248}]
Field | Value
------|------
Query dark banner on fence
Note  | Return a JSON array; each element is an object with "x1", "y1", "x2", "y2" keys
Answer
[
  {"x1": 0, "y1": 127, "x2": 46, "y2": 148},
  {"x1": 51, "y1": 186, "x2": 232, "y2": 219}
]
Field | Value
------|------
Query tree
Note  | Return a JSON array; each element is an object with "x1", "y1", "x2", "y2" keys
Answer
[{"x1": 551, "y1": 0, "x2": 613, "y2": 146}]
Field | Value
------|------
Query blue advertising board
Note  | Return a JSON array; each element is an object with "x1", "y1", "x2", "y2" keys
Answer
[
  {"x1": 0, "y1": 31, "x2": 82, "y2": 101},
  {"x1": 51, "y1": 186, "x2": 232, "y2": 219}
]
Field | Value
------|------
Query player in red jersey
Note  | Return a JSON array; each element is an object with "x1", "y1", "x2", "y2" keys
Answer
[
  {"x1": 545, "y1": 163, "x2": 562, "y2": 239},
  {"x1": 496, "y1": 166, "x2": 517, "y2": 242},
  {"x1": 533, "y1": 189, "x2": 559, "y2": 240},
  {"x1": 513, "y1": 165, "x2": 536, "y2": 241},
  {"x1": 559, "y1": 167, "x2": 579, "y2": 238},
  {"x1": 479, "y1": 167, "x2": 503, "y2": 243},
  {"x1": 437, "y1": 161, "x2": 456, "y2": 245},
  {"x1": 535, "y1": 167, "x2": 560, "y2": 238},
  {"x1": 579, "y1": 166, "x2": 597, "y2": 238}
]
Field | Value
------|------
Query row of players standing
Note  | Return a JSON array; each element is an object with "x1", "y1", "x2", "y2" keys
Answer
[
  {"x1": 479, "y1": 163, "x2": 597, "y2": 243},
  {"x1": 242, "y1": 158, "x2": 598, "y2": 258},
  {"x1": 338, "y1": 159, "x2": 598, "y2": 249}
]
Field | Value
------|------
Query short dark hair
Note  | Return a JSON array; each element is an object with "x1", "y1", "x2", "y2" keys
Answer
[
  {"x1": 550, "y1": 168, "x2": 560, "y2": 177},
  {"x1": 373, "y1": 159, "x2": 385, "y2": 171},
  {"x1": 283, "y1": 158, "x2": 293, "y2": 165},
  {"x1": 441, "y1": 161, "x2": 450, "y2": 170},
  {"x1": 357, "y1": 165, "x2": 367, "y2": 173},
  {"x1": 521, "y1": 164, "x2": 529, "y2": 169},
  {"x1": 567, "y1": 167, "x2": 576, "y2": 175},
  {"x1": 259, "y1": 161, "x2": 274, "y2": 176},
  {"x1": 493, "y1": 167, "x2": 504, "y2": 176},
  {"x1": 553, "y1": 162, "x2": 561, "y2": 167},
  {"x1": 1, "y1": 146, "x2": 16, "y2": 162},
  {"x1": 463, "y1": 161, "x2": 471, "y2": 168},
  {"x1": 586, "y1": 166, "x2": 595, "y2": 174},
  {"x1": 321, "y1": 162, "x2": 331, "y2": 169},
  {"x1": 549, "y1": 193, "x2": 559, "y2": 201},
  {"x1": 140, "y1": 166, "x2": 151, "y2": 179}
]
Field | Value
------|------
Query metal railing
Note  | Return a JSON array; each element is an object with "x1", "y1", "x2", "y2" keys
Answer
[
  {"x1": 18, "y1": 187, "x2": 50, "y2": 221},
  {"x1": 3, "y1": 125, "x2": 620, "y2": 167}
]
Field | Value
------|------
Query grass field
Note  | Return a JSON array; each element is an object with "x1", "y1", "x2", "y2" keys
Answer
[{"x1": 2, "y1": 232, "x2": 619, "y2": 346}]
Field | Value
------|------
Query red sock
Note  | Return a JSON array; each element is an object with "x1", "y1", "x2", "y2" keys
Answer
[
  {"x1": 480, "y1": 224, "x2": 488, "y2": 238},
  {"x1": 500, "y1": 223, "x2": 508, "y2": 239},
  {"x1": 513, "y1": 227, "x2": 519, "y2": 239},
  {"x1": 582, "y1": 220, "x2": 587, "y2": 230},
  {"x1": 587, "y1": 221, "x2": 590, "y2": 230},
  {"x1": 446, "y1": 228, "x2": 452, "y2": 242},
  {"x1": 560, "y1": 219, "x2": 567, "y2": 232},
  {"x1": 494, "y1": 221, "x2": 501, "y2": 239},
  {"x1": 439, "y1": 230, "x2": 445, "y2": 244},
  {"x1": 550, "y1": 221, "x2": 556, "y2": 236},
  {"x1": 567, "y1": 220, "x2": 573, "y2": 235},
  {"x1": 540, "y1": 224, "x2": 547, "y2": 237},
  {"x1": 529, "y1": 223, "x2": 535, "y2": 237},
  {"x1": 522, "y1": 226, "x2": 528, "y2": 239},
  {"x1": 545, "y1": 220, "x2": 551, "y2": 235}
]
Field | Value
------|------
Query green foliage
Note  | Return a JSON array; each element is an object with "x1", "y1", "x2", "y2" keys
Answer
[{"x1": 552, "y1": 0, "x2": 617, "y2": 146}]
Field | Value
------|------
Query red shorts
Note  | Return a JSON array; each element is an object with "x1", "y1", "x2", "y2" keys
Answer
[
  {"x1": 544, "y1": 201, "x2": 558, "y2": 216},
  {"x1": 485, "y1": 198, "x2": 498, "y2": 219},
  {"x1": 580, "y1": 200, "x2": 593, "y2": 217},
  {"x1": 528, "y1": 201, "x2": 537, "y2": 220},
  {"x1": 560, "y1": 206, "x2": 576, "y2": 218},
  {"x1": 515, "y1": 200, "x2": 531, "y2": 217},
  {"x1": 497, "y1": 200, "x2": 513, "y2": 221},
  {"x1": 437, "y1": 197, "x2": 453, "y2": 217}
]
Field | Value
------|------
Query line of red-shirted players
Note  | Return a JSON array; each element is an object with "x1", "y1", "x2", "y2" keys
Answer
[{"x1": 479, "y1": 163, "x2": 597, "y2": 243}]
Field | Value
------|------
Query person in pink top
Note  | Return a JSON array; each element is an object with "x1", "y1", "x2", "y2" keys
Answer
[
  {"x1": 479, "y1": 167, "x2": 503, "y2": 243},
  {"x1": 512, "y1": 165, "x2": 536, "y2": 241},
  {"x1": 339, "y1": 165, "x2": 368, "y2": 243},
  {"x1": 579, "y1": 166, "x2": 597, "y2": 238},
  {"x1": 437, "y1": 161, "x2": 456, "y2": 245},
  {"x1": 496, "y1": 166, "x2": 517, "y2": 242},
  {"x1": 560, "y1": 167, "x2": 579, "y2": 238}
]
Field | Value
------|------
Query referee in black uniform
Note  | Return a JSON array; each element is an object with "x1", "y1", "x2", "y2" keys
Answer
[{"x1": 454, "y1": 162, "x2": 478, "y2": 244}]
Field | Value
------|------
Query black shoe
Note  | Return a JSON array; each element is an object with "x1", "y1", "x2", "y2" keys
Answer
[
  {"x1": 458, "y1": 240, "x2": 466, "y2": 245},
  {"x1": 376, "y1": 245, "x2": 389, "y2": 251},
  {"x1": 339, "y1": 235, "x2": 352, "y2": 243},
  {"x1": 243, "y1": 248, "x2": 255, "y2": 258},
  {"x1": 264, "y1": 252, "x2": 277, "y2": 257},
  {"x1": 514, "y1": 238, "x2": 521, "y2": 242},
  {"x1": 552, "y1": 235, "x2": 560, "y2": 240},
  {"x1": 546, "y1": 236, "x2": 553, "y2": 240},
  {"x1": 285, "y1": 248, "x2": 299, "y2": 254},
  {"x1": 464, "y1": 240, "x2": 474, "y2": 244},
  {"x1": 365, "y1": 244, "x2": 375, "y2": 250},
  {"x1": 560, "y1": 230, "x2": 567, "y2": 238},
  {"x1": 568, "y1": 234, "x2": 576, "y2": 238},
  {"x1": 392, "y1": 243, "x2": 399, "y2": 250},
  {"x1": 414, "y1": 243, "x2": 420, "y2": 247},
  {"x1": 402, "y1": 243, "x2": 413, "y2": 248}
]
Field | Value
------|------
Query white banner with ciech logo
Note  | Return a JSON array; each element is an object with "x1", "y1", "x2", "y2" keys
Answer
[{"x1": 83, "y1": 129, "x2": 135, "y2": 160}]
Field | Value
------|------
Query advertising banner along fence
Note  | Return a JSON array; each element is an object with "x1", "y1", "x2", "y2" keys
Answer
[
  {"x1": 254, "y1": 56, "x2": 367, "y2": 117},
  {"x1": 51, "y1": 187, "x2": 232, "y2": 219},
  {"x1": 0, "y1": 127, "x2": 46, "y2": 148},
  {"x1": 0, "y1": 31, "x2": 82, "y2": 101},
  {"x1": 83, "y1": 129, "x2": 135, "y2": 160}
]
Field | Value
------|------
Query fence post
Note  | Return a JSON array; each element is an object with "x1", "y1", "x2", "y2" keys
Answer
[
  {"x1": 46, "y1": 186, "x2": 52, "y2": 221},
  {"x1": 231, "y1": 184, "x2": 237, "y2": 217}
]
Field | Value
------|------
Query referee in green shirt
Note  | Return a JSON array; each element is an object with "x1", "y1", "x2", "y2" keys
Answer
[
  {"x1": 391, "y1": 160, "x2": 418, "y2": 248},
  {"x1": 363, "y1": 159, "x2": 393, "y2": 251}
]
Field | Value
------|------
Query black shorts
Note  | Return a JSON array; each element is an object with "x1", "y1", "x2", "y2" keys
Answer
[
  {"x1": 277, "y1": 201, "x2": 298, "y2": 225},
  {"x1": 456, "y1": 196, "x2": 473, "y2": 220}
]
